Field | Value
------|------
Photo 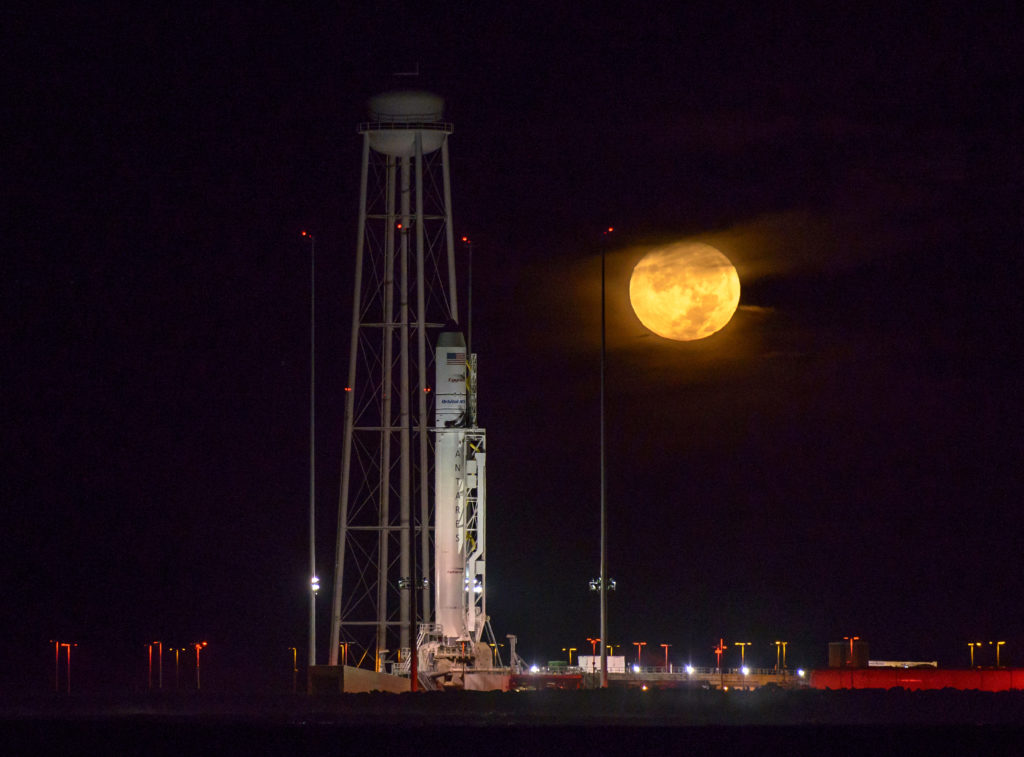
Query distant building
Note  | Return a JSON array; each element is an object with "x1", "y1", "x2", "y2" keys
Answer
[{"x1": 578, "y1": 655, "x2": 626, "y2": 674}]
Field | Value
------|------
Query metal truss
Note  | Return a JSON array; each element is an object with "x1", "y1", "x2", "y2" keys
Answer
[{"x1": 329, "y1": 119, "x2": 458, "y2": 670}]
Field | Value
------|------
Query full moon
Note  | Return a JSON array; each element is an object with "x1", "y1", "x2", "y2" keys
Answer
[{"x1": 629, "y1": 242, "x2": 740, "y2": 341}]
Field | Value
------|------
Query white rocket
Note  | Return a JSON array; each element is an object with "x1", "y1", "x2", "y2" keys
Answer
[{"x1": 433, "y1": 330, "x2": 486, "y2": 645}]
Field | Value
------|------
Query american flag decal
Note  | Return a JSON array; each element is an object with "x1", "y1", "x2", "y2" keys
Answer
[{"x1": 446, "y1": 352, "x2": 465, "y2": 365}]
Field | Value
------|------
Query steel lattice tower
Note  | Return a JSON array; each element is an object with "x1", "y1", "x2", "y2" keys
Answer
[{"x1": 328, "y1": 91, "x2": 458, "y2": 669}]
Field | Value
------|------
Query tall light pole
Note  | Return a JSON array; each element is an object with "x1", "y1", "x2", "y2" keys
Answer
[
  {"x1": 194, "y1": 641, "x2": 207, "y2": 690},
  {"x1": 562, "y1": 647, "x2": 577, "y2": 665},
  {"x1": 302, "y1": 229, "x2": 318, "y2": 672},
  {"x1": 50, "y1": 640, "x2": 60, "y2": 692},
  {"x1": 153, "y1": 641, "x2": 162, "y2": 689},
  {"x1": 660, "y1": 643, "x2": 671, "y2": 671},
  {"x1": 586, "y1": 637, "x2": 600, "y2": 673},
  {"x1": 60, "y1": 642, "x2": 75, "y2": 693},
  {"x1": 993, "y1": 641, "x2": 1006, "y2": 668},
  {"x1": 288, "y1": 647, "x2": 298, "y2": 693},
  {"x1": 843, "y1": 636, "x2": 860, "y2": 666},
  {"x1": 774, "y1": 641, "x2": 788, "y2": 670},
  {"x1": 714, "y1": 639, "x2": 728, "y2": 669},
  {"x1": 633, "y1": 641, "x2": 646, "y2": 668},
  {"x1": 735, "y1": 642, "x2": 751, "y2": 667},
  {"x1": 599, "y1": 226, "x2": 614, "y2": 688},
  {"x1": 147, "y1": 641, "x2": 163, "y2": 690},
  {"x1": 171, "y1": 648, "x2": 183, "y2": 689}
]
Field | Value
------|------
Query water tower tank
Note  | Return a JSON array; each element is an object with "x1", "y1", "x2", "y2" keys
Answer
[{"x1": 364, "y1": 90, "x2": 449, "y2": 157}]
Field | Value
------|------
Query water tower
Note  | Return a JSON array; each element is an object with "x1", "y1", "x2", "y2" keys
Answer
[{"x1": 328, "y1": 91, "x2": 488, "y2": 678}]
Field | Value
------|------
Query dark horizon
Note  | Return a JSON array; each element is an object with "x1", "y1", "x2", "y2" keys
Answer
[{"x1": 4, "y1": 4, "x2": 1021, "y2": 694}]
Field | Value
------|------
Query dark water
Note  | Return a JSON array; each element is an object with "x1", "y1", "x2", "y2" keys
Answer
[
  {"x1": 4, "y1": 689, "x2": 1023, "y2": 756},
  {"x1": 5, "y1": 721, "x2": 1024, "y2": 757}
]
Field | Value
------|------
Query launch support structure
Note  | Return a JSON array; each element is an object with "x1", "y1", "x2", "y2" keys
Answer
[{"x1": 327, "y1": 90, "x2": 499, "y2": 688}]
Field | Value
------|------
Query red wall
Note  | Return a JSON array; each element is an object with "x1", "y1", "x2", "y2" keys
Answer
[{"x1": 811, "y1": 668, "x2": 1024, "y2": 692}]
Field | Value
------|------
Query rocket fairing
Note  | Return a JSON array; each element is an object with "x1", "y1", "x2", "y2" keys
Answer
[{"x1": 434, "y1": 331, "x2": 467, "y2": 640}]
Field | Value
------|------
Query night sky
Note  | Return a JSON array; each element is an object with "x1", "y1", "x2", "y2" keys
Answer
[{"x1": 4, "y1": 4, "x2": 1021, "y2": 691}]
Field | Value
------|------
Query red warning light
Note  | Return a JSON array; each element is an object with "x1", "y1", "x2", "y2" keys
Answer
[
  {"x1": 396, "y1": 223, "x2": 403, "y2": 229},
  {"x1": 424, "y1": 387, "x2": 432, "y2": 393},
  {"x1": 461, "y1": 236, "x2": 470, "y2": 243},
  {"x1": 301, "y1": 230, "x2": 309, "y2": 237},
  {"x1": 344, "y1": 387, "x2": 352, "y2": 392}
]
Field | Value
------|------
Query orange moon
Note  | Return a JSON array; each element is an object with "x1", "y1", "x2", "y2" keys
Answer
[{"x1": 629, "y1": 242, "x2": 740, "y2": 341}]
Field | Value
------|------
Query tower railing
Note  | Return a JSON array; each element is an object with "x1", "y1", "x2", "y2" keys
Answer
[{"x1": 358, "y1": 121, "x2": 454, "y2": 134}]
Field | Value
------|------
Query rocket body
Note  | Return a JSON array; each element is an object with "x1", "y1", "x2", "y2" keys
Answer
[{"x1": 434, "y1": 331, "x2": 467, "y2": 640}]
